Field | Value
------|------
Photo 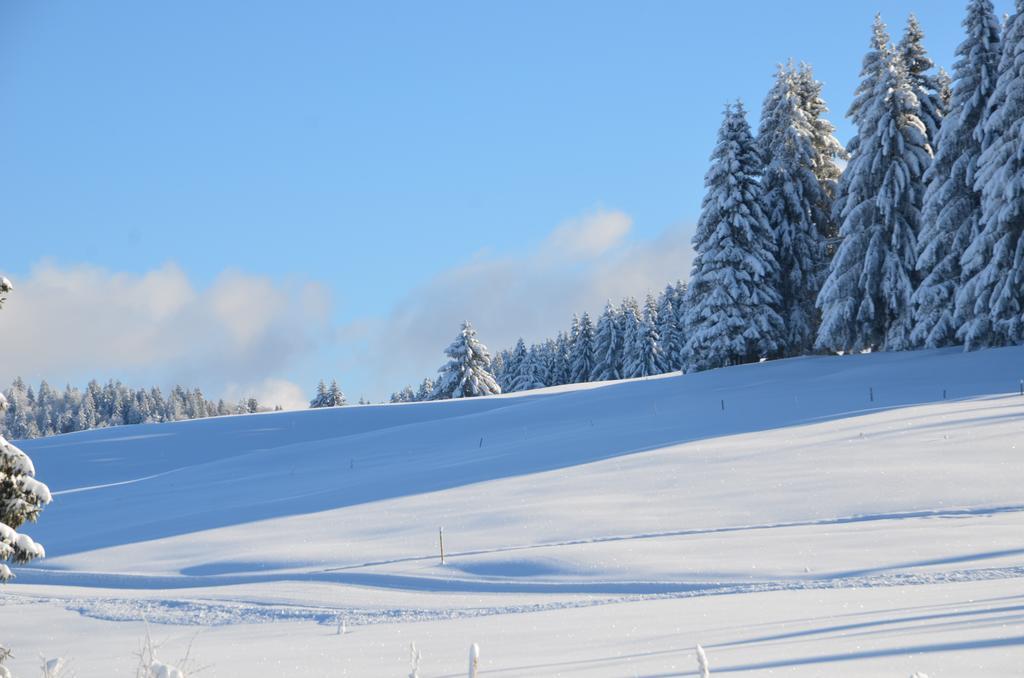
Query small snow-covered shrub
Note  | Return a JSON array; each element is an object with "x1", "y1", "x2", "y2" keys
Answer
[
  {"x1": 40, "y1": 656, "x2": 70, "y2": 677},
  {"x1": 148, "y1": 661, "x2": 184, "y2": 678},
  {"x1": 134, "y1": 628, "x2": 204, "y2": 678}
]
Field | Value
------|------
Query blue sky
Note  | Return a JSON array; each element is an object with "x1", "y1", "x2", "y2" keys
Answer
[{"x1": 0, "y1": 1, "x2": 1011, "y2": 405}]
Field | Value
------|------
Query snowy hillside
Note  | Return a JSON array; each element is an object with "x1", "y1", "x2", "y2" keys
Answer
[{"x1": 2, "y1": 347, "x2": 1024, "y2": 676}]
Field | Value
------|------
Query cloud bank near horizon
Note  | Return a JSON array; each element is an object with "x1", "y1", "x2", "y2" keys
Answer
[
  {"x1": 0, "y1": 262, "x2": 330, "y2": 410},
  {"x1": 0, "y1": 210, "x2": 693, "y2": 404}
]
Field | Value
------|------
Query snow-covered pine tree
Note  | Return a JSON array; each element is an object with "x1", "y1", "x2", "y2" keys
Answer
[
  {"x1": 432, "y1": 321, "x2": 501, "y2": 399},
  {"x1": 490, "y1": 351, "x2": 508, "y2": 390},
  {"x1": 913, "y1": 0, "x2": 1001, "y2": 348},
  {"x1": 816, "y1": 17, "x2": 932, "y2": 353},
  {"x1": 551, "y1": 331, "x2": 573, "y2": 386},
  {"x1": 570, "y1": 312, "x2": 595, "y2": 383},
  {"x1": 759, "y1": 63, "x2": 830, "y2": 356},
  {"x1": 511, "y1": 345, "x2": 547, "y2": 392},
  {"x1": 620, "y1": 297, "x2": 642, "y2": 376},
  {"x1": 831, "y1": 16, "x2": 894, "y2": 232},
  {"x1": 505, "y1": 339, "x2": 529, "y2": 391},
  {"x1": 309, "y1": 380, "x2": 329, "y2": 408},
  {"x1": 794, "y1": 64, "x2": 848, "y2": 245},
  {"x1": 326, "y1": 380, "x2": 347, "y2": 407},
  {"x1": 898, "y1": 14, "x2": 947, "y2": 149},
  {"x1": 415, "y1": 377, "x2": 435, "y2": 402},
  {"x1": 957, "y1": 0, "x2": 1024, "y2": 348},
  {"x1": 656, "y1": 285, "x2": 683, "y2": 371},
  {"x1": 681, "y1": 102, "x2": 784, "y2": 372},
  {"x1": 0, "y1": 278, "x2": 51, "y2": 582},
  {"x1": 390, "y1": 386, "x2": 416, "y2": 403},
  {"x1": 625, "y1": 295, "x2": 668, "y2": 377},
  {"x1": 592, "y1": 301, "x2": 624, "y2": 381}
]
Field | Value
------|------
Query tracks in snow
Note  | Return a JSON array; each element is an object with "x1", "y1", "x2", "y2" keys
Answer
[{"x1": 7, "y1": 563, "x2": 1024, "y2": 627}]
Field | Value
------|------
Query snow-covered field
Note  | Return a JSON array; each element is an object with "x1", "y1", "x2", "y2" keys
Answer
[{"x1": 2, "y1": 347, "x2": 1023, "y2": 676}]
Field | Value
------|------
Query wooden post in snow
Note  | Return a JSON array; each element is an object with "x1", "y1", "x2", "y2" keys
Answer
[{"x1": 439, "y1": 527, "x2": 446, "y2": 565}]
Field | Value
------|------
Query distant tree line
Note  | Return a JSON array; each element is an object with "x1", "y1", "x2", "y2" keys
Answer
[{"x1": 1, "y1": 377, "x2": 272, "y2": 440}]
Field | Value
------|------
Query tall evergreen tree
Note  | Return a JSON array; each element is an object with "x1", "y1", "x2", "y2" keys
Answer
[
  {"x1": 913, "y1": 0, "x2": 1002, "y2": 348},
  {"x1": 957, "y1": 0, "x2": 1024, "y2": 348},
  {"x1": 415, "y1": 377, "x2": 435, "y2": 402},
  {"x1": 794, "y1": 64, "x2": 847, "y2": 244},
  {"x1": 551, "y1": 331, "x2": 573, "y2": 386},
  {"x1": 326, "y1": 380, "x2": 347, "y2": 406},
  {"x1": 625, "y1": 296, "x2": 668, "y2": 377},
  {"x1": 570, "y1": 312, "x2": 595, "y2": 383},
  {"x1": 310, "y1": 380, "x2": 329, "y2": 408},
  {"x1": 511, "y1": 345, "x2": 547, "y2": 392},
  {"x1": 505, "y1": 339, "x2": 529, "y2": 391},
  {"x1": 832, "y1": 15, "x2": 894, "y2": 230},
  {"x1": 656, "y1": 285, "x2": 684, "y2": 371},
  {"x1": 592, "y1": 302, "x2": 624, "y2": 381},
  {"x1": 432, "y1": 321, "x2": 501, "y2": 399},
  {"x1": 816, "y1": 17, "x2": 933, "y2": 353},
  {"x1": 898, "y1": 14, "x2": 947, "y2": 147},
  {"x1": 682, "y1": 102, "x2": 784, "y2": 372},
  {"x1": 759, "y1": 63, "x2": 830, "y2": 356}
]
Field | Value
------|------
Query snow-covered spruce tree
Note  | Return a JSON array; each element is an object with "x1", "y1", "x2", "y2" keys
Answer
[
  {"x1": 913, "y1": 0, "x2": 1001, "y2": 348},
  {"x1": 510, "y1": 344, "x2": 547, "y2": 392},
  {"x1": 831, "y1": 16, "x2": 894, "y2": 232},
  {"x1": 620, "y1": 297, "x2": 642, "y2": 375},
  {"x1": 415, "y1": 377, "x2": 435, "y2": 402},
  {"x1": 794, "y1": 64, "x2": 847, "y2": 244},
  {"x1": 0, "y1": 278, "x2": 51, "y2": 583},
  {"x1": 899, "y1": 14, "x2": 947, "y2": 149},
  {"x1": 326, "y1": 380, "x2": 347, "y2": 406},
  {"x1": 504, "y1": 339, "x2": 529, "y2": 391},
  {"x1": 539, "y1": 338, "x2": 560, "y2": 386},
  {"x1": 625, "y1": 295, "x2": 668, "y2": 378},
  {"x1": 432, "y1": 321, "x2": 501, "y2": 399},
  {"x1": 310, "y1": 380, "x2": 328, "y2": 408},
  {"x1": 759, "y1": 63, "x2": 831, "y2": 356},
  {"x1": 681, "y1": 102, "x2": 784, "y2": 372},
  {"x1": 551, "y1": 331, "x2": 573, "y2": 386},
  {"x1": 570, "y1": 312, "x2": 595, "y2": 383},
  {"x1": 390, "y1": 385, "x2": 416, "y2": 403},
  {"x1": 957, "y1": 0, "x2": 1024, "y2": 349},
  {"x1": 816, "y1": 17, "x2": 932, "y2": 353},
  {"x1": 656, "y1": 285, "x2": 684, "y2": 371},
  {"x1": 592, "y1": 301, "x2": 624, "y2": 381}
]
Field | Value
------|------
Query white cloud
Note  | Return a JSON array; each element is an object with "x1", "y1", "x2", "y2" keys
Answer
[
  {"x1": 221, "y1": 378, "x2": 310, "y2": 411},
  {"x1": 0, "y1": 261, "x2": 332, "y2": 401},
  {"x1": 343, "y1": 209, "x2": 695, "y2": 395},
  {"x1": 542, "y1": 210, "x2": 632, "y2": 261},
  {"x1": 0, "y1": 210, "x2": 692, "y2": 403}
]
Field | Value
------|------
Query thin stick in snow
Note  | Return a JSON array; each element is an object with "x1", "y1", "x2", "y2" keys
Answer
[
  {"x1": 468, "y1": 643, "x2": 480, "y2": 678},
  {"x1": 408, "y1": 642, "x2": 422, "y2": 678},
  {"x1": 439, "y1": 527, "x2": 446, "y2": 565},
  {"x1": 696, "y1": 644, "x2": 710, "y2": 678},
  {"x1": 869, "y1": 387, "x2": 874, "y2": 402}
]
